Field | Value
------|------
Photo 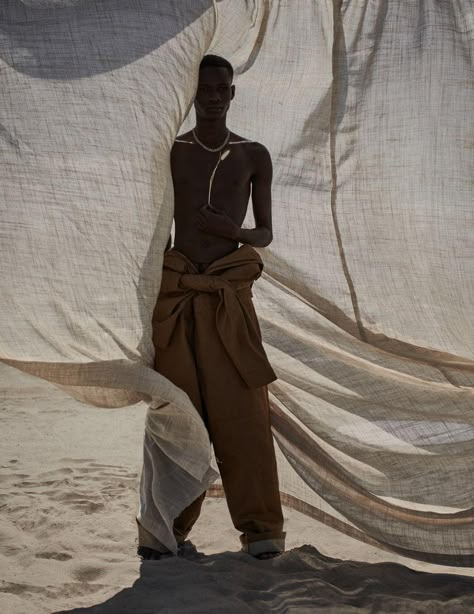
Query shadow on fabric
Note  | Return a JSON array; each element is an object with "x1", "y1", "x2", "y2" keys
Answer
[{"x1": 0, "y1": 0, "x2": 211, "y2": 79}]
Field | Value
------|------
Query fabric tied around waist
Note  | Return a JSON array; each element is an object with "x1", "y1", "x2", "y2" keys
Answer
[{"x1": 154, "y1": 267, "x2": 277, "y2": 389}]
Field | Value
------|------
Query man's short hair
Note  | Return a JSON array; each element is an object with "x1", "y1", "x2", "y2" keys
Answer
[{"x1": 199, "y1": 54, "x2": 234, "y2": 81}]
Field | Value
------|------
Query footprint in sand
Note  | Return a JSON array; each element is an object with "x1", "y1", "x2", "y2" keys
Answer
[
  {"x1": 6, "y1": 461, "x2": 137, "y2": 524},
  {"x1": 72, "y1": 565, "x2": 106, "y2": 582},
  {"x1": 35, "y1": 551, "x2": 73, "y2": 561},
  {"x1": 38, "y1": 467, "x2": 74, "y2": 478}
]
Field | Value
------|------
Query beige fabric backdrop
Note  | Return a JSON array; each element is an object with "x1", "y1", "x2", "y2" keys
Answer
[{"x1": 1, "y1": 0, "x2": 473, "y2": 563}]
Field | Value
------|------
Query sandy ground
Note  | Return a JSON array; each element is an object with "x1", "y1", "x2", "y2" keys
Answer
[{"x1": 1, "y1": 363, "x2": 473, "y2": 613}]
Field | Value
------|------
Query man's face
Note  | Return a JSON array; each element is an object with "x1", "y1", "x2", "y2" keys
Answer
[{"x1": 194, "y1": 67, "x2": 234, "y2": 120}]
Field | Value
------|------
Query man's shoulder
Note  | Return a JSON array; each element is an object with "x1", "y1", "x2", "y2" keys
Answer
[
  {"x1": 171, "y1": 132, "x2": 194, "y2": 166},
  {"x1": 230, "y1": 134, "x2": 271, "y2": 162},
  {"x1": 229, "y1": 133, "x2": 265, "y2": 149},
  {"x1": 173, "y1": 130, "x2": 194, "y2": 146},
  {"x1": 249, "y1": 141, "x2": 271, "y2": 160},
  {"x1": 243, "y1": 141, "x2": 272, "y2": 173}
]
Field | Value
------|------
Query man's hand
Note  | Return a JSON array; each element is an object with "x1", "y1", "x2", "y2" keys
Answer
[{"x1": 197, "y1": 205, "x2": 240, "y2": 241}]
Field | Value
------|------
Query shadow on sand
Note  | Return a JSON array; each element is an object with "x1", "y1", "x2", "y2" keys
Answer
[{"x1": 56, "y1": 545, "x2": 474, "y2": 614}]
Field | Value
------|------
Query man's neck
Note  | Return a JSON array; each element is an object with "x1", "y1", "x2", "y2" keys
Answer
[{"x1": 194, "y1": 118, "x2": 229, "y2": 146}]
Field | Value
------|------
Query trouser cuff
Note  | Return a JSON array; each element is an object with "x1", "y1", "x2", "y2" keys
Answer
[{"x1": 240, "y1": 533, "x2": 286, "y2": 556}]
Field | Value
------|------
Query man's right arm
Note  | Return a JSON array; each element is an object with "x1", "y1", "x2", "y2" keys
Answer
[{"x1": 165, "y1": 234, "x2": 172, "y2": 251}]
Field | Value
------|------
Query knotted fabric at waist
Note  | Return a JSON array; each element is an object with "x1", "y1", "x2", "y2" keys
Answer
[
  {"x1": 178, "y1": 274, "x2": 248, "y2": 294},
  {"x1": 152, "y1": 246, "x2": 277, "y2": 389}
]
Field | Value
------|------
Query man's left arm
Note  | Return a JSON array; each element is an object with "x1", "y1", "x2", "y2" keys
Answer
[{"x1": 236, "y1": 145, "x2": 273, "y2": 248}]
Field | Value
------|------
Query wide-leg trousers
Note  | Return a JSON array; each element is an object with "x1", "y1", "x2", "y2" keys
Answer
[{"x1": 156, "y1": 285, "x2": 284, "y2": 554}]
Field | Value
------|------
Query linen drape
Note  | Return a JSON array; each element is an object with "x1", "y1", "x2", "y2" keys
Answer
[{"x1": 1, "y1": 0, "x2": 472, "y2": 563}]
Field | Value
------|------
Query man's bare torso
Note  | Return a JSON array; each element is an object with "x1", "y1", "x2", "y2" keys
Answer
[{"x1": 171, "y1": 130, "x2": 265, "y2": 265}]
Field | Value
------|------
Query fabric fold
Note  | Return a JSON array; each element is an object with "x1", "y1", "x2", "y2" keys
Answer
[{"x1": 153, "y1": 244, "x2": 277, "y2": 389}]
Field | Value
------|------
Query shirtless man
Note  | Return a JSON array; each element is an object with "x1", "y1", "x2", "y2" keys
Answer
[
  {"x1": 168, "y1": 57, "x2": 273, "y2": 265},
  {"x1": 137, "y1": 55, "x2": 285, "y2": 560}
]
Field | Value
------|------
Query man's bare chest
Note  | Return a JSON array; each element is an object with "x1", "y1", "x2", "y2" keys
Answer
[{"x1": 172, "y1": 148, "x2": 253, "y2": 201}]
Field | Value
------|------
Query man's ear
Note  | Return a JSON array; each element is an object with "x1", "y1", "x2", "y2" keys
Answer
[{"x1": 231, "y1": 84, "x2": 236, "y2": 99}]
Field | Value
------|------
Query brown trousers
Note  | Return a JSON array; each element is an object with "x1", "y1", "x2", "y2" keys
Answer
[{"x1": 146, "y1": 244, "x2": 285, "y2": 554}]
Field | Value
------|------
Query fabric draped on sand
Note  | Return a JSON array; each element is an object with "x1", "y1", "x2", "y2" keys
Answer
[{"x1": 0, "y1": 1, "x2": 473, "y2": 564}]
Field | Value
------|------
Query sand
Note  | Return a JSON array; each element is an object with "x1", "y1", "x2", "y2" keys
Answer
[{"x1": 1, "y1": 363, "x2": 473, "y2": 613}]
